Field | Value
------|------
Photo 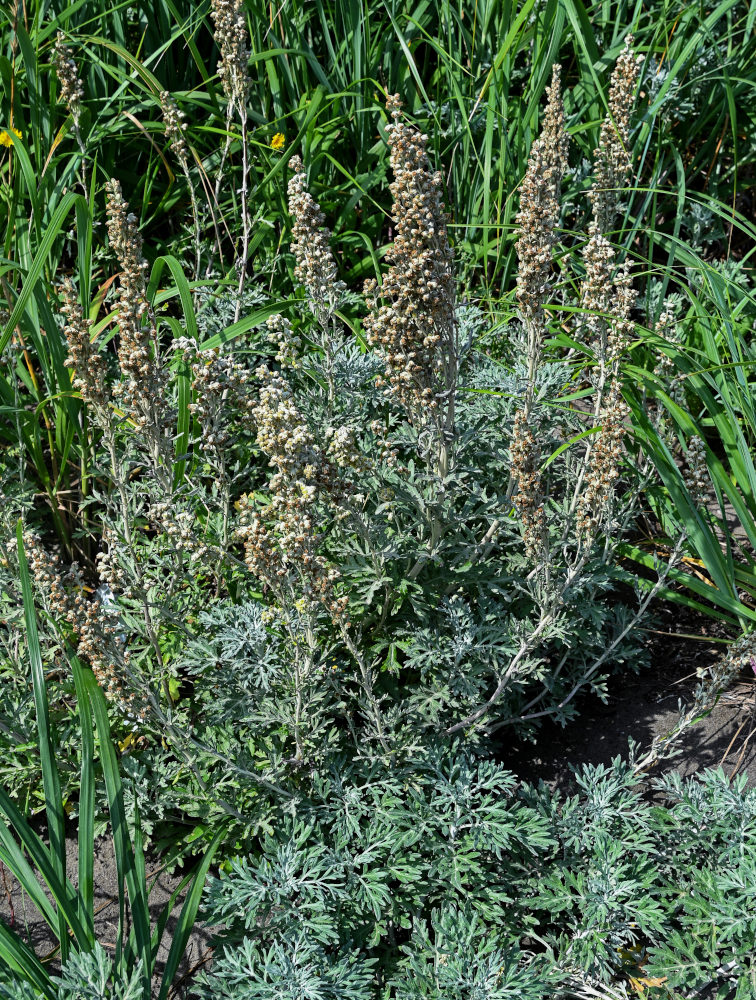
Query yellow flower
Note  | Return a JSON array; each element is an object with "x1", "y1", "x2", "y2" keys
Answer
[
  {"x1": 0, "y1": 127, "x2": 22, "y2": 148},
  {"x1": 270, "y1": 132, "x2": 286, "y2": 150}
]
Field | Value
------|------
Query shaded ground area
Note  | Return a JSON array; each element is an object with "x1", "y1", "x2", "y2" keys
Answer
[{"x1": 509, "y1": 601, "x2": 756, "y2": 792}]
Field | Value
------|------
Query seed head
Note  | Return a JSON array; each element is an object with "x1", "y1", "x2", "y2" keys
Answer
[
  {"x1": 53, "y1": 32, "x2": 84, "y2": 129},
  {"x1": 363, "y1": 95, "x2": 456, "y2": 425}
]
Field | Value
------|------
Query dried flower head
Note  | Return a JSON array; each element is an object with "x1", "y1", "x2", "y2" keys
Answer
[
  {"x1": 363, "y1": 95, "x2": 457, "y2": 427},
  {"x1": 589, "y1": 38, "x2": 642, "y2": 232},
  {"x1": 210, "y1": 0, "x2": 250, "y2": 112},
  {"x1": 287, "y1": 156, "x2": 346, "y2": 328},
  {"x1": 61, "y1": 277, "x2": 110, "y2": 420},
  {"x1": 160, "y1": 91, "x2": 188, "y2": 163},
  {"x1": 53, "y1": 32, "x2": 84, "y2": 130}
]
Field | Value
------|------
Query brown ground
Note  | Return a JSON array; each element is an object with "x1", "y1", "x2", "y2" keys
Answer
[{"x1": 508, "y1": 600, "x2": 756, "y2": 792}]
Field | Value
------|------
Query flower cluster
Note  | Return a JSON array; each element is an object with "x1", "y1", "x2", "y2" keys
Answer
[
  {"x1": 236, "y1": 367, "x2": 347, "y2": 620},
  {"x1": 363, "y1": 94, "x2": 456, "y2": 426},
  {"x1": 52, "y1": 32, "x2": 84, "y2": 130},
  {"x1": 287, "y1": 156, "x2": 346, "y2": 329},
  {"x1": 210, "y1": 0, "x2": 250, "y2": 112},
  {"x1": 105, "y1": 179, "x2": 171, "y2": 468},
  {"x1": 589, "y1": 38, "x2": 641, "y2": 232},
  {"x1": 576, "y1": 380, "x2": 630, "y2": 537},
  {"x1": 174, "y1": 336, "x2": 255, "y2": 465},
  {"x1": 266, "y1": 313, "x2": 303, "y2": 369},
  {"x1": 149, "y1": 498, "x2": 211, "y2": 563},
  {"x1": 0, "y1": 127, "x2": 22, "y2": 148},
  {"x1": 61, "y1": 277, "x2": 109, "y2": 421},
  {"x1": 515, "y1": 65, "x2": 569, "y2": 356},
  {"x1": 510, "y1": 408, "x2": 546, "y2": 561},
  {"x1": 160, "y1": 90, "x2": 188, "y2": 164},
  {"x1": 24, "y1": 534, "x2": 146, "y2": 721},
  {"x1": 682, "y1": 435, "x2": 709, "y2": 502}
]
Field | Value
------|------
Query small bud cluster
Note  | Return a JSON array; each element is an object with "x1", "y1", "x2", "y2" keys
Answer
[
  {"x1": 210, "y1": 0, "x2": 250, "y2": 112},
  {"x1": 325, "y1": 425, "x2": 369, "y2": 475},
  {"x1": 95, "y1": 524, "x2": 130, "y2": 595},
  {"x1": 25, "y1": 534, "x2": 146, "y2": 720},
  {"x1": 287, "y1": 157, "x2": 346, "y2": 328},
  {"x1": 105, "y1": 179, "x2": 171, "y2": 459},
  {"x1": 61, "y1": 278, "x2": 109, "y2": 420},
  {"x1": 682, "y1": 435, "x2": 708, "y2": 503},
  {"x1": 653, "y1": 309, "x2": 677, "y2": 383},
  {"x1": 363, "y1": 95, "x2": 456, "y2": 425},
  {"x1": 150, "y1": 499, "x2": 211, "y2": 563},
  {"x1": 52, "y1": 32, "x2": 84, "y2": 130},
  {"x1": 510, "y1": 408, "x2": 546, "y2": 561},
  {"x1": 160, "y1": 91, "x2": 188, "y2": 164},
  {"x1": 651, "y1": 309, "x2": 686, "y2": 417},
  {"x1": 174, "y1": 336, "x2": 255, "y2": 464},
  {"x1": 236, "y1": 367, "x2": 347, "y2": 620},
  {"x1": 266, "y1": 314, "x2": 303, "y2": 369},
  {"x1": 589, "y1": 38, "x2": 642, "y2": 233},
  {"x1": 576, "y1": 379, "x2": 630, "y2": 537},
  {"x1": 515, "y1": 65, "x2": 568, "y2": 339}
]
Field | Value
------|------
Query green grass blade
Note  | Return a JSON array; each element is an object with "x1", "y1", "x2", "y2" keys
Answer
[
  {"x1": 156, "y1": 826, "x2": 226, "y2": 1000},
  {"x1": 85, "y1": 671, "x2": 152, "y2": 993},
  {"x1": 71, "y1": 654, "x2": 96, "y2": 946},
  {"x1": 15, "y1": 520, "x2": 69, "y2": 960}
]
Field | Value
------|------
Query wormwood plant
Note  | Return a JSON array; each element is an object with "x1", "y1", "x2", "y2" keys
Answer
[
  {"x1": 8, "y1": 38, "x2": 715, "y2": 833},
  {"x1": 3, "y1": 29, "x2": 754, "y2": 999}
]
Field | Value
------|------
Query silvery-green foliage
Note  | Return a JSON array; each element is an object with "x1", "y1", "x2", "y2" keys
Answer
[
  {"x1": 0, "y1": 977, "x2": 39, "y2": 1000},
  {"x1": 194, "y1": 759, "x2": 756, "y2": 999},
  {"x1": 680, "y1": 202, "x2": 723, "y2": 249},
  {"x1": 392, "y1": 906, "x2": 563, "y2": 999},
  {"x1": 326, "y1": 342, "x2": 384, "y2": 392},
  {"x1": 187, "y1": 601, "x2": 281, "y2": 696},
  {"x1": 192, "y1": 935, "x2": 374, "y2": 1000},
  {"x1": 52, "y1": 944, "x2": 144, "y2": 1000},
  {"x1": 193, "y1": 279, "x2": 268, "y2": 338}
]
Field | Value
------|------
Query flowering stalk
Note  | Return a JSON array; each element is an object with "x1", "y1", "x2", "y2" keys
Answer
[
  {"x1": 511, "y1": 66, "x2": 568, "y2": 567},
  {"x1": 52, "y1": 32, "x2": 86, "y2": 182},
  {"x1": 160, "y1": 90, "x2": 202, "y2": 280},
  {"x1": 209, "y1": 0, "x2": 251, "y2": 318},
  {"x1": 364, "y1": 94, "x2": 458, "y2": 477},
  {"x1": 515, "y1": 65, "x2": 569, "y2": 409},
  {"x1": 105, "y1": 178, "x2": 173, "y2": 489},
  {"x1": 572, "y1": 39, "x2": 642, "y2": 541},
  {"x1": 286, "y1": 156, "x2": 346, "y2": 405}
]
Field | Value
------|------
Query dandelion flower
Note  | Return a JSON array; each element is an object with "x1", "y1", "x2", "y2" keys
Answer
[
  {"x1": 270, "y1": 132, "x2": 285, "y2": 150},
  {"x1": 0, "y1": 127, "x2": 22, "y2": 147}
]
